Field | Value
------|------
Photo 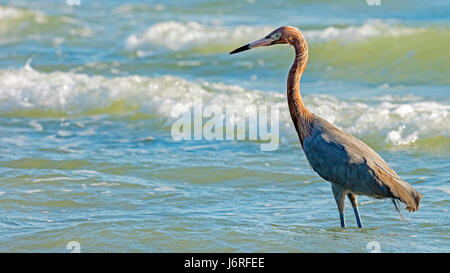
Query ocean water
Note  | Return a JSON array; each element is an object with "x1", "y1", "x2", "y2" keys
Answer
[{"x1": 0, "y1": 0, "x2": 449, "y2": 252}]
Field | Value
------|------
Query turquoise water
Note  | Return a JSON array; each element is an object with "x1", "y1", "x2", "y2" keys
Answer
[{"x1": 0, "y1": 0, "x2": 449, "y2": 252}]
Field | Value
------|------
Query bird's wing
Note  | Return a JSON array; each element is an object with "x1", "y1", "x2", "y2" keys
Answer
[
  {"x1": 304, "y1": 117, "x2": 421, "y2": 210},
  {"x1": 303, "y1": 117, "x2": 397, "y2": 198}
]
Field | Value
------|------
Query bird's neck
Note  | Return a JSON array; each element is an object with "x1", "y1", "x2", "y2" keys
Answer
[{"x1": 287, "y1": 34, "x2": 313, "y2": 147}]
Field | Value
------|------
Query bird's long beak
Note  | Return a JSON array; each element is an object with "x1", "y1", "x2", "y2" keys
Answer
[{"x1": 229, "y1": 37, "x2": 272, "y2": 54}]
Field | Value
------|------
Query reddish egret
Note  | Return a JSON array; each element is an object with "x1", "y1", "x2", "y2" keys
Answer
[{"x1": 230, "y1": 26, "x2": 422, "y2": 228}]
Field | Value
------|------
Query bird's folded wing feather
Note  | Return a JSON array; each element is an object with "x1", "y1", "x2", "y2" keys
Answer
[{"x1": 303, "y1": 117, "x2": 399, "y2": 198}]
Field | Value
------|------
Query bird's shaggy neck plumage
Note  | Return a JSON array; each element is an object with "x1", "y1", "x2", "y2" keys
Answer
[{"x1": 286, "y1": 30, "x2": 314, "y2": 147}]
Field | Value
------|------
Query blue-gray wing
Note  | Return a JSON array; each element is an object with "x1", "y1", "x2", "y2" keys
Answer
[{"x1": 303, "y1": 117, "x2": 397, "y2": 198}]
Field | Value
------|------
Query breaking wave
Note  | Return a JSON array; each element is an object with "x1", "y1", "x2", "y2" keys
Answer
[
  {"x1": 125, "y1": 20, "x2": 423, "y2": 50},
  {"x1": 125, "y1": 20, "x2": 450, "y2": 85},
  {"x1": 0, "y1": 65, "x2": 448, "y2": 147}
]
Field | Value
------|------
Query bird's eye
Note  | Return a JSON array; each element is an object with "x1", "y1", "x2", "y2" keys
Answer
[{"x1": 271, "y1": 32, "x2": 281, "y2": 40}]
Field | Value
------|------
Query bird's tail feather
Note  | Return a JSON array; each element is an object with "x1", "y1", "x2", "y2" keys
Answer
[
  {"x1": 390, "y1": 180, "x2": 422, "y2": 212},
  {"x1": 392, "y1": 198, "x2": 415, "y2": 226}
]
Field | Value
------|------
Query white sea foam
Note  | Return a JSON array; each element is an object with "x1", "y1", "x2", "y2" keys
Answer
[
  {"x1": 0, "y1": 5, "x2": 92, "y2": 44},
  {"x1": 125, "y1": 21, "x2": 274, "y2": 50},
  {"x1": 0, "y1": 6, "x2": 46, "y2": 41},
  {"x1": 344, "y1": 100, "x2": 449, "y2": 145},
  {"x1": 0, "y1": 5, "x2": 47, "y2": 25},
  {"x1": 155, "y1": 186, "x2": 176, "y2": 192},
  {"x1": 25, "y1": 189, "x2": 44, "y2": 194},
  {"x1": 32, "y1": 177, "x2": 81, "y2": 183},
  {"x1": 29, "y1": 120, "x2": 43, "y2": 131},
  {"x1": 386, "y1": 125, "x2": 418, "y2": 146},
  {"x1": 0, "y1": 65, "x2": 448, "y2": 146},
  {"x1": 125, "y1": 20, "x2": 423, "y2": 51},
  {"x1": 91, "y1": 182, "x2": 120, "y2": 187},
  {"x1": 305, "y1": 20, "x2": 421, "y2": 43},
  {"x1": 436, "y1": 186, "x2": 450, "y2": 195},
  {"x1": 75, "y1": 170, "x2": 99, "y2": 175},
  {"x1": 0, "y1": 5, "x2": 24, "y2": 19}
]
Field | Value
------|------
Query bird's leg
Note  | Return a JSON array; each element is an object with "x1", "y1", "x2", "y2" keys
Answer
[
  {"x1": 331, "y1": 184, "x2": 346, "y2": 228},
  {"x1": 347, "y1": 193, "x2": 363, "y2": 229}
]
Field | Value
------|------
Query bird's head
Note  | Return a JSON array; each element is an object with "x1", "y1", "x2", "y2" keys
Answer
[{"x1": 229, "y1": 26, "x2": 300, "y2": 54}]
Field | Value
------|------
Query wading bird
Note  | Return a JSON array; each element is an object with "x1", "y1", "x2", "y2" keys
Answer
[{"x1": 230, "y1": 26, "x2": 422, "y2": 228}]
